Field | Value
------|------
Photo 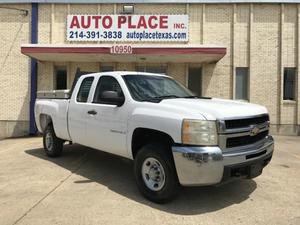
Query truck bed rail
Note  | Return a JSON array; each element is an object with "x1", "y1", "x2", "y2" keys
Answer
[{"x1": 37, "y1": 90, "x2": 70, "y2": 99}]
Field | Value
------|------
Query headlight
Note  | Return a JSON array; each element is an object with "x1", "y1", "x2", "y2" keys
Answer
[{"x1": 182, "y1": 119, "x2": 218, "y2": 145}]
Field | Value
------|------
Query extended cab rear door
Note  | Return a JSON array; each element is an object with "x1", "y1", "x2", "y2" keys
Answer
[{"x1": 68, "y1": 76, "x2": 95, "y2": 146}]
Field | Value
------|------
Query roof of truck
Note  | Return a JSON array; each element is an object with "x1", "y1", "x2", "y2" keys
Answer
[{"x1": 82, "y1": 71, "x2": 170, "y2": 78}]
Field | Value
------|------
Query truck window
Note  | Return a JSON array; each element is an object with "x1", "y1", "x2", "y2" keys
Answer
[
  {"x1": 93, "y1": 76, "x2": 124, "y2": 104},
  {"x1": 77, "y1": 77, "x2": 94, "y2": 103}
]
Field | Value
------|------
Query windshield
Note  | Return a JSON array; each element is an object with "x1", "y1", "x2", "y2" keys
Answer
[{"x1": 122, "y1": 75, "x2": 195, "y2": 102}]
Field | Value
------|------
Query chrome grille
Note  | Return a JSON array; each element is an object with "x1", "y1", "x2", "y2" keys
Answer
[
  {"x1": 226, "y1": 130, "x2": 269, "y2": 148},
  {"x1": 225, "y1": 115, "x2": 269, "y2": 129},
  {"x1": 218, "y1": 114, "x2": 270, "y2": 151}
]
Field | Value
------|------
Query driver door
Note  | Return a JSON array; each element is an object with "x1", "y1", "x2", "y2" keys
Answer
[{"x1": 85, "y1": 76, "x2": 128, "y2": 157}]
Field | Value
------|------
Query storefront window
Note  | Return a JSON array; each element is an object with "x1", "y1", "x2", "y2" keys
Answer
[
  {"x1": 235, "y1": 67, "x2": 249, "y2": 100},
  {"x1": 188, "y1": 67, "x2": 202, "y2": 96},
  {"x1": 283, "y1": 68, "x2": 296, "y2": 100},
  {"x1": 136, "y1": 65, "x2": 167, "y2": 74},
  {"x1": 55, "y1": 66, "x2": 67, "y2": 90},
  {"x1": 100, "y1": 65, "x2": 114, "y2": 72}
]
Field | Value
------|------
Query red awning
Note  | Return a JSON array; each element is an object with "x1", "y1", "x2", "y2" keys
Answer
[{"x1": 21, "y1": 44, "x2": 226, "y2": 63}]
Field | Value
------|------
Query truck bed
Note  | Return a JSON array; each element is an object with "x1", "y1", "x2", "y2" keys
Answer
[{"x1": 35, "y1": 97, "x2": 71, "y2": 141}]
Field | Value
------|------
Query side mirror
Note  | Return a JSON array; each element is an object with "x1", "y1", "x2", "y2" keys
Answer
[{"x1": 100, "y1": 91, "x2": 125, "y2": 107}]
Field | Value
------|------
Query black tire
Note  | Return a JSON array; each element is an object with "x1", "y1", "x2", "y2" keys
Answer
[
  {"x1": 43, "y1": 124, "x2": 64, "y2": 157},
  {"x1": 134, "y1": 142, "x2": 179, "y2": 204}
]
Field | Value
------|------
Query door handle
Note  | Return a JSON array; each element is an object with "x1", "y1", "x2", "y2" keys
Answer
[{"x1": 87, "y1": 110, "x2": 97, "y2": 115}]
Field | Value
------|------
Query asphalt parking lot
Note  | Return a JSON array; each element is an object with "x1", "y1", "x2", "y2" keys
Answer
[{"x1": 0, "y1": 136, "x2": 299, "y2": 225}]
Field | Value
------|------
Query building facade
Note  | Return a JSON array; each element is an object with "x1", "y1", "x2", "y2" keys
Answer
[{"x1": 0, "y1": 0, "x2": 300, "y2": 139}]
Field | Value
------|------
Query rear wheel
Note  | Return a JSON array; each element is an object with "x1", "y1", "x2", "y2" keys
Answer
[
  {"x1": 43, "y1": 124, "x2": 64, "y2": 157},
  {"x1": 134, "y1": 142, "x2": 179, "y2": 203}
]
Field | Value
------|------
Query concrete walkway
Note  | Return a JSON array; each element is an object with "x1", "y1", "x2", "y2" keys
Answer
[{"x1": 0, "y1": 136, "x2": 299, "y2": 225}]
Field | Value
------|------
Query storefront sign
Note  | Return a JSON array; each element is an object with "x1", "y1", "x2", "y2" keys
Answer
[
  {"x1": 67, "y1": 15, "x2": 188, "y2": 42},
  {"x1": 110, "y1": 45, "x2": 133, "y2": 54}
]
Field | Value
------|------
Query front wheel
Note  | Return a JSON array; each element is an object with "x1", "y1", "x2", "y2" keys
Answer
[
  {"x1": 43, "y1": 124, "x2": 64, "y2": 157},
  {"x1": 134, "y1": 143, "x2": 179, "y2": 203}
]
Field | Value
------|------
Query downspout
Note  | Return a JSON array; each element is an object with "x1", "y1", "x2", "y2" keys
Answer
[{"x1": 29, "y1": 3, "x2": 38, "y2": 135}]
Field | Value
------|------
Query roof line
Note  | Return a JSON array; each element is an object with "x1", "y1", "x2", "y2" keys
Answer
[
  {"x1": 21, "y1": 43, "x2": 227, "y2": 48},
  {"x1": 1, "y1": 0, "x2": 300, "y2": 4},
  {"x1": 21, "y1": 45, "x2": 227, "y2": 55}
]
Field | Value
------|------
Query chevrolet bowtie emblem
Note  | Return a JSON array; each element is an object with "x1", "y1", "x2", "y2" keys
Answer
[{"x1": 249, "y1": 125, "x2": 260, "y2": 136}]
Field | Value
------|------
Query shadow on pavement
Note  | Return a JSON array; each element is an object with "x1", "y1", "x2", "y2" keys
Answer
[{"x1": 25, "y1": 144, "x2": 257, "y2": 215}]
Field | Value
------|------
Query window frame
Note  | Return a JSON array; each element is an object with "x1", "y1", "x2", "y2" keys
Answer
[
  {"x1": 235, "y1": 67, "x2": 249, "y2": 101},
  {"x1": 92, "y1": 75, "x2": 125, "y2": 105},
  {"x1": 76, "y1": 76, "x2": 95, "y2": 103},
  {"x1": 283, "y1": 67, "x2": 297, "y2": 101}
]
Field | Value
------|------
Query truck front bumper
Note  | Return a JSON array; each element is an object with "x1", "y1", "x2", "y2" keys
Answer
[{"x1": 172, "y1": 136, "x2": 274, "y2": 186}]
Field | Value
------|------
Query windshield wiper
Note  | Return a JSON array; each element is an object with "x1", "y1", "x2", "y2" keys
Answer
[
  {"x1": 140, "y1": 95, "x2": 180, "y2": 103},
  {"x1": 154, "y1": 95, "x2": 180, "y2": 99},
  {"x1": 141, "y1": 95, "x2": 212, "y2": 102},
  {"x1": 183, "y1": 95, "x2": 198, "y2": 98},
  {"x1": 183, "y1": 95, "x2": 212, "y2": 99},
  {"x1": 140, "y1": 98, "x2": 161, "y2": 103}
]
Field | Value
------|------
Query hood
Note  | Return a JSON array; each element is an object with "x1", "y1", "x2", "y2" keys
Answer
[{"x1": 159, "y1": 98, "x2": 268, "y2": 120}]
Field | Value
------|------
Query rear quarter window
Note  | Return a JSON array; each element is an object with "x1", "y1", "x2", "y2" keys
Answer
[{"x1": 77, "y1": 77, "x2": 94, "y2": 102}]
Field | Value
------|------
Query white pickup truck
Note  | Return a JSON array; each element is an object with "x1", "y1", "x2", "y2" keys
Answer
[{"x1": 35, "y1": 71, "x2": 274, "y2": 203}]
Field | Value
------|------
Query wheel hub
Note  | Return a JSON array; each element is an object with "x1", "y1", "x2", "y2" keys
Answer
[
  {"x1": 141, "y1": 157, "x2": 165, "y2": 191},
  {"x1": 45, "y1": 132, "x2": 53, "y2": 151}
]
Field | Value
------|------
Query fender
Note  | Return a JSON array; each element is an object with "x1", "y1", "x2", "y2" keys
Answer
[{"x1": 126, "y1": 107, "x2": 186, "y2": 159}]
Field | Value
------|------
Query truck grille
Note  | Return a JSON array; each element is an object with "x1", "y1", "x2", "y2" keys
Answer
[
  {"x1": 226, "y1": 130, "x2": 269, "y2": 148},
  {"x1": 225, "y1": 115, "x2": 269, "y2": 129},
  {"x1": 218, "y1": 114, "x2": 270, "y2": 151}
]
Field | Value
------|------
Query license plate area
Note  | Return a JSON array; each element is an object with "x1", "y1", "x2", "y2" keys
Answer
[
  {"x1": 229, "y1": 163, "x2": 263, "y2": 179},
  {"x1": 247, "y1": 163, "x2": 263, "y2": 179},
  {"x1": 221, "y1": 151, "x2": 273, "y2": 183}
]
